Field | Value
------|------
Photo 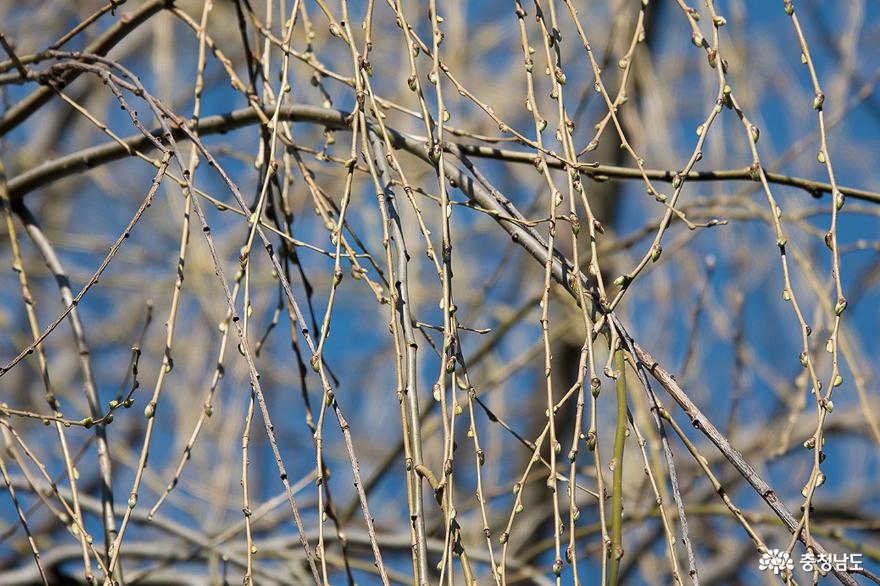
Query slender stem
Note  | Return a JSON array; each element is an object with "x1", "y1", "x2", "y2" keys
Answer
[{"x1": 609, "y1": 348, "x2": 627, "y2": 585}]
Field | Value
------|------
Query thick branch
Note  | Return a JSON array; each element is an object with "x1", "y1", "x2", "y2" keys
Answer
[{"x1": 7, "y1": 104, "x2": 879, "y2": 206}]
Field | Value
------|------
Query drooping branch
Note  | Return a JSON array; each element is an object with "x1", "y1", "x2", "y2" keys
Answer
[{"x1": 2, "y1": 97, "x2": 867, "y2": 585}]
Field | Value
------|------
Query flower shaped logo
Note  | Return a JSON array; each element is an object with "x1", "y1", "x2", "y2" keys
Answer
[{"x1": 759, "y1": 549, "x2": 794, "y2": 574}]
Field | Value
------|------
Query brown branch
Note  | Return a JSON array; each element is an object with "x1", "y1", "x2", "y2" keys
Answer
[{"x1": 6, "y1": 104, "x2": 879, "y2": 206}]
